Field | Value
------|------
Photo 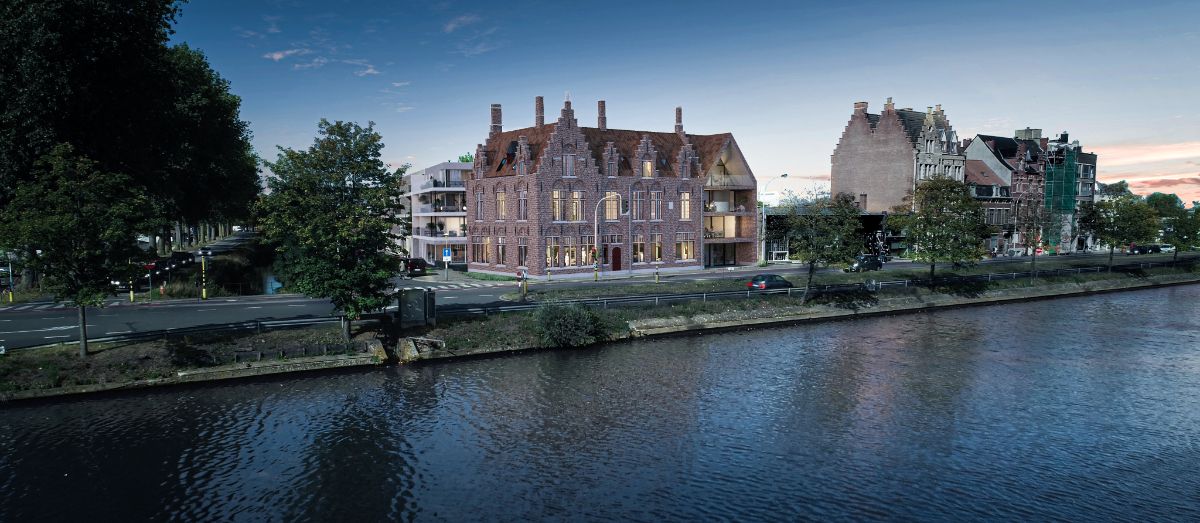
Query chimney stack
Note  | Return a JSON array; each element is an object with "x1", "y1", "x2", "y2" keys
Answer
[
  {"x1": 885, "y1": 97, "x2": 894, "y2": 112},
  {"x1": 597, "y1": 100, "x2": 607, "y2": 130},
  {"x1": 927, "y1": 106, "x2": 933, "y2": 115},
  {"x1": 535, "y1": 96, "x2": 544, "y2": 126},
  {"x1": 490, "y1": 104, "x2": 502, "y2": 137},
  {"x1": 854, "y1": 101, "x2": 868, "y2": 113},
  {"x1": 675, "y1": 106, "x2": 683, "y2": 134},
  {"x1": 561, "y1": 99, "x2": 573, "y2": 119},
  {"x1": 935, "y1": 104, "x2": 943, "y2": 114}
]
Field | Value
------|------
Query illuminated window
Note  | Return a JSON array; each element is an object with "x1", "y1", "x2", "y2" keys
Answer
[
  {"x1": 496, "y1": 191, "x2": 507, "y2": 220},
  {"x1": 604, "y1": 191, "x2": 619, "y2": 220},
  {"x1": 649, "y1": 191, "x2": 662, "y2": 220},
  {"x1": 679, "y1": 192, "x2": 691, "y2": 220},
  {"x1": 676, "y1": 232, "x2": 695, "y2": 260},
  {"x1": 642, "y1": 160, "x2": 653, "y2": 178},
  {"x1": 569, "y1": 191, "x2": 583, "y2": 221}
]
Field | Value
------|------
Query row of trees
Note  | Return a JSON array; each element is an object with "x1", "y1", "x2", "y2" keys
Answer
[
  {"x1": 0, "y1": 0, "x2": 260, "y2": 355},
  {"x1": 770, "y1": 176, "x2": 1199, "y2": 302}
]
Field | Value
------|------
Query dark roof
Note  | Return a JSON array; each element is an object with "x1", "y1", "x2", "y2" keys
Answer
[
  {"x1": 977, "y1": 135, "x2": 1020, "y2": 159},
  {"x1": 481, "y1": 124, "x2": 732, "y2": 178},
  {"x1": 1077, "y1": 152, "x2": 1097, "y2": 165},
  {"x1": 864, "y1": 109, "x2": 927, "y2": 145}
]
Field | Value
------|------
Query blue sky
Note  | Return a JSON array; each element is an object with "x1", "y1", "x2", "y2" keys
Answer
[{"x1": 172, "y1": 0, "x2": 1200, "y2": 204}]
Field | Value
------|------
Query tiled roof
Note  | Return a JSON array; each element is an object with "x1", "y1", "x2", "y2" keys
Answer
[
  {"x1": 965, "y1": 159, "x2": 1007, "y2": 187},
  {"x1": 482, "y1": 124, "x2": 732, "y2": 178},
  {"x1": 865, "y1": 110, "x2": 931, "y2": 145}
]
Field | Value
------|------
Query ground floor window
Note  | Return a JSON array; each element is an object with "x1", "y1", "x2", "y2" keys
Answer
[
  {"x1": 482, "y1": 237, "x2": 492, "y2": 264},
  {"x1": 518, "y1": 237, "x2": 528, "y2": 267},
  {"x1": 496, "y1": 236, "x2": 506, "y2": 265},
  {"x1": 563, "y1": 236, "x2": 578, "y2": 267},
  {"x1": 650, "y1": 233, "x2": 662, "y2": 262},
  {"x1": 676, "y1": 232, "x2": 695, "y2": 261},
  {"x1": 582, "y1": 235, "x2": 595, "y2": 265},
  {"x1": 546, "y1": 237, "x2": 560, "y2": 267},
  {"x1": 601, "y1": 234, "x2": 622, "y2": 264},
  {"x1": 633, "y1": 234, "x2": 645, "y2": 263},
  {"x1": 470, "y1": 236, "x2": 485, "y2": 263}
]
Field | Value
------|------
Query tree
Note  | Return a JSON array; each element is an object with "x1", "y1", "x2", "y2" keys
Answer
[
  {"x1": 457, "y1": 152, "x2": 474, "y2": 163},
  {"x1": 1099, "y1": 180, "x2": 1133, "y2": 198},
  {"x1": 1092, "y1": 194, "x2": 1159, "y2": 270},
  {"x1": 0, "y1": 145, "x2": 151, "y2": 356},
  {"x1": 257, "y1": 120, "x2": 406, "y2": 341},
  {"x1": 1163, "y1": 207, "x2": 1200, "y2": 263},
  {"x1": 1013, "y1": 192, "x2": 1057, "y2": 276},
  {"x1": 772, "y1": 191, "x2": 862, "y2": 303},
  {"x1": 904, "y1": 177, "x2": 989, "y2": 281},
  {"x1": 1145, "y1": 192, "x2": 1191, "y2": 262}
]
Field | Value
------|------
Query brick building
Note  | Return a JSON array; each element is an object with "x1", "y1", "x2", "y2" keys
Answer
[
  {"x1": 465, "y1": 97, "x2": 758, "y2": 278},
  {"x1": 963, "y1": 130, "x2": 1047, "y2": 252},
  {"x1": 830, "y1": 98, "x2": 964, "y2": 213}
]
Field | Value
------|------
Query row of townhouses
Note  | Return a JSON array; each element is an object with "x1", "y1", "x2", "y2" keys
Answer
[{"x1": 831, "y1": 98, "x2": 1099, "y2": 254}]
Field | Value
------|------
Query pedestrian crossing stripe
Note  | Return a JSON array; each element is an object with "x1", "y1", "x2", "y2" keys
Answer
[{"x1": 15, "y1": 305, "x2": 32, "y2": 310}]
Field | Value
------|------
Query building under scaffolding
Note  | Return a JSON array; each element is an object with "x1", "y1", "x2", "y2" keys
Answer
[{"x1": 1042, "y1": 132, "x2": 1098, "y2": 251}]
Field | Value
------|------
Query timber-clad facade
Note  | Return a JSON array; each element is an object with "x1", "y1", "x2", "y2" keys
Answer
[{"x1": 466, "y1": 97, "x2": 758, "y2": 278}]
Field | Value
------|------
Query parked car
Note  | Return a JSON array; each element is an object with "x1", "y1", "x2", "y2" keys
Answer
[
  {"x1": 844, "y1": 254, "x2": 884, "y2": 272},
  {"x1": 197, "y1": 247, "x2": 213, "y2": 257},
  {"x1": 400, "y1": 257, "x2": 428, "y2": 277},
  {"x1": 1127, "y1": 244, "x2": 1161, "y2": 255},
  {"x1": 1160, "y1": 244, "x2": 1176, "y2": 253},
  {"x1": 169, "y1": 251, "x2": 195, "y2": 265},
  {"x1": 747, "y1": 274, "x2": 793, "y2": 290}
]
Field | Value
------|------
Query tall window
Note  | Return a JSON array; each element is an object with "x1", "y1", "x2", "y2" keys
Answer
[
  {"x1": 482, "y1": 237, "x2": 492, "y2": 264},
  {"x1": 632, "y1": 234, "x2": 645, "y2": 263},
  {"x1": 649, "y1": 191, "x2": 662, "y2": 220},
  {"x1": 496, "y1": 191, "x2": 507, "y2": 220},
  {"x1": 563, "y1": 154, "x2": 576, "y2": 177},
  {"x1": 563, "y1": 236, "x2": 577, "y2": 267},
  {"x1": 518, "y1": 237, "x2": 528, "y2": 267},
  {"x1": 604, "y1": 191, "x2": 619, "y2": 220},
  {"x1": 569, "y1": 191, "x2": 583, "y2": 221},
  {"x1": 608, "y1": 161, "x2": 617, "y2": 177},
  {"x1": 582, "y1": 235, "x2": 595, "y2": 265},
  {"x1": 676, "y1": 232, "x2": 695, "y2": 260},
  {"x1": 642, "y1": 160, "x2": 653, "y2": 178},
  {"x1": 475, "y1": 191, "x2": 484, "y2": 220},
  {"x1": 551, "y1": 190, "x2": 565, "y2": 221},
  {"x1": 546, "y1": 237, "x2": 560, "y2": 267},
  {"x1": 518, "y1": 189, "x2": 528, "y2": 220},
  {"x1": 496, "y1": 236, "x2": 506, "y2": 265},
  {"x1": 632, "y1": 191, "x2": 645, "y2": 221},
  {"x1": 679, "y1": 192, "x2": 691, "y2": 220},
  {"x1": 650, "y1": 232, "x2": 662, "y2": 262},
  {"x1": 601, "y1": 234, "x2": 622, "y2": 264},
  {"x1": 471, "y1": 236, "x2": 484, "y2": 262}
]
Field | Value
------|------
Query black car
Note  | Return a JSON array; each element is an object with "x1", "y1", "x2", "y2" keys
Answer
[
  {"x1": 844, "y1": 254, "x2": 884, "y2": 272},
  {"x1": 747, "y1": 274, "x2": 793, "y2": 290},
  {"x1": 1128, "y1": 244, "x2": 1161, "y2": 255},
  {"x1": 400, "y1": 257, "x2": 428, "y2": 277},
  {"x1": 169, "y1": 251, "x2": 195, "y2": 265}
]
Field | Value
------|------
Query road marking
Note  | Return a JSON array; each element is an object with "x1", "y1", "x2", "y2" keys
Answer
[
  {"x1": 109, "y1": 301, "x2": 122, "y2": 306},
  {"x1": 0, "y1": 325, "x2": 76, "y2": 335},
  {"x1": 52, "y1": 304, "x2": 66, "y2": 309},
  {"x1": 44, "y1": 335, "x2": 70, "y2": 339},
  {"x1": 479, "y1": 294, "x2": 494, "y2": 297},
  {"x1": 442, "y1": 296, "x2": 458, "y2": 300},
  {"x1": 287, "y1": 304, "x2": 305, "y2": 307},
  {"x1": 105, "y1": 331, "x2": 132, "y2": 335},
  {"x1": 197, "y1": 308, "x2": 215, "y2": 312},
  {"x1": 225, "y1": 299, "x2": 238, "y2": 302},
  {"x1": 0, "y1": 307, "x2": 9, "y2": 311},
  {"x1": 14, "y1": 305, "x2": 32, "y2": 311},
  {"x1": 247, "y1": 306, "x2": 263, "y2": 309}
]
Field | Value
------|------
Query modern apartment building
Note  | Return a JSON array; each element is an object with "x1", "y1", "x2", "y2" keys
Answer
[
  {"x1": 407, "y1": 161, "x2": 471, "y2": 264},
  {"x1": 465, "y1": 97, "x2": 758, "y2": 278}
]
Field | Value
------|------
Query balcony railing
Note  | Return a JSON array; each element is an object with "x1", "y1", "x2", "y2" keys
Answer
[
  {"x1": 413, "y1": 227, "x2": 467, "y2": 237},
  {"x1": 415, "y1": 203, "x2": 467, "y2": 214},
  {"x1": 418, "y1": 179, "x2": 465, "y2": 190}
]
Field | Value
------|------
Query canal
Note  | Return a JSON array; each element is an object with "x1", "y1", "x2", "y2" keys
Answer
[{"x1": 2, "y1": 285, "x2": 1199, "y2": 520}]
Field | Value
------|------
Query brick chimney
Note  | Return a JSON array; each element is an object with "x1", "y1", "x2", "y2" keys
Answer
[
  {"x1": 935, "y1": 104, "x2": 943, "y2": 114},
  {"x1": 885, "y1": 97, "x2": 894, "y2": 112},
  {"x1": 561, "y1": 99, "x2": 573, "y2": 119},
  {"x1": 854, "y1": 101, "x2": 868, "y2": 113},
  {"x1": 489, "y1": 104, "x2": 502, "y2": 137},
  {"x1": 675, "y1": 106, "x2": 683, "y2": 134},
  {"x1": 535, "y1": 96, "x2": 544, "y2": 127},
  {"x1": 598, "y1": 100, "x2": 607, "y2": 131}
]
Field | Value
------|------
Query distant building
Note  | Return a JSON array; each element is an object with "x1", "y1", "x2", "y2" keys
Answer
[
  {"x1": 963, "y1": 159, "x2": 1011, "y2": 252},
  {"x1": 831, "y1": 98, "x2": 965, "y2": 213},
  {"x1": 466, "y1": 97, "x2": 758, "y2": 278},
  {"x1": 406, "y1": 162, "x2": 471, "y2": 264},
  {"x1": 964, "y1": 129, "x2": 1047, "y2": 251},
  {"x1": 1044, "y1": 132, "x2": 1098, "y2": 251}
]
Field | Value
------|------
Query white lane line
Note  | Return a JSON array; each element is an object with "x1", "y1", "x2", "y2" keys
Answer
[
  {"x1": 287, "y1": 304, "x2": 306, "y2": 307},
  {"x1": 0, "y1": 307, "x2": 9, "y2": 311},
  {"x1": 106, "y1": 330, "x2": 132, "y2": 335},
  {"x1": 14, "y1": 305, "x2": 33, "y2": 311},
  {"x1": 52, "y1": 304, "x2": 66, "y2": 309},
  {"x1": 108, "y1": 301, "x2": 121, "y2": 306},
  {"x1": 442, "y1": 296, "x2": 458, "y2": 300},
  {"x1": 247, "y1": 306, "x2": 263, "y2": 309},
  {"x1": 478, "y1": 294, "x2": 494, "y2": 297},
  {"x1": 197, "y1": 308, "x2": 216, "y2": 312},
  {"x1": 44, "y1": 335, "x2": 70, "y2": 339}
]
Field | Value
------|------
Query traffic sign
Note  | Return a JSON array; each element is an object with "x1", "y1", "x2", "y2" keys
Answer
[{"x1": 442, "y1": 247, "x2": 452, "y2": 262}]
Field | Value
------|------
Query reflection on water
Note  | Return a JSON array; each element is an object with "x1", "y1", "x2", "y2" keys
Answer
[{"x1": 2, "y1": 285, "x2": 1199, "y2": 520}]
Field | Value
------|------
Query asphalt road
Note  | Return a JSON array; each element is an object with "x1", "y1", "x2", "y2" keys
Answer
[{"x1": 1, "y1": 249, "x2": 1188, "y2": 350}]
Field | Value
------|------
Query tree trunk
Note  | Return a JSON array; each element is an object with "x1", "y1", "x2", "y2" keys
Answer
[
  {"x1": 1108, "y1": 246, "x2": 1115, "y2": 272},
  {"x1": 929, "y1": 262, "x2": 936, "y2": 284},
  {"x1": 174, "y1": 221, "x2": 184, "y2": 250},
  {"x1": 1030, "y1": 248, "x2": 1037, "y2": 279},
  {"x1": 341, "y1": 315, "x2": 351, "y2": 342},
  {"x1": 78, "y1": 305, "x2": 88, "y2": 357},
  {"x1": 1173, "y1": 249, "x2": 1179, "y2": 264},
  {"x1": 802, "y1": 261, "x2": 815, "y2": 304}
]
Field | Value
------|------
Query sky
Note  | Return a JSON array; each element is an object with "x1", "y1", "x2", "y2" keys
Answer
[{"x1": 171, "y1": 0, "x2": 1200, "y2": 205}]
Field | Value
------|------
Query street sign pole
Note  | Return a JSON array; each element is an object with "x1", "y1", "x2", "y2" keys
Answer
[{"x1": 442, "y1": 246, "x2": 452, "y2": 282}]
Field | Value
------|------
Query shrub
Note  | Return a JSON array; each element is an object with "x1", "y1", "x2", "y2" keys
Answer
[{"x1": 533, "y1": 303, "x2": 606, "y2": 347}]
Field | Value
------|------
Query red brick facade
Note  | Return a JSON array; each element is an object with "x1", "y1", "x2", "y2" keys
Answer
[{"x1": 466, "y1": 98, "x2": 758, "y2": 278}]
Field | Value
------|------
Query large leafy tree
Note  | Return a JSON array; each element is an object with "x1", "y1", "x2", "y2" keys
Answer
[
  {"x1": 258, "y1": 120, "x2": 406, "y2": 341},
  {"x1": 772, "y1": 191, "x2": 862, "y2": 303},
  {"x1": 1092, "y1": 194, "x2": 1160, "y2": 270},
  {"x1": 904, "y1": 177, "x2": 989, "y2": 281},
  {"x1": 0, "y1": 145, "x2": 151, "y2": 356}
]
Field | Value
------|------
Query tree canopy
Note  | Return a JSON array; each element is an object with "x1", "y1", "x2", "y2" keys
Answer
[
  {"x1": 1093, "y1": 194, "x2": 1160, "y2": 269},
  {"x1": 771, "y1": 191, "x2": 862, "y2": 302},
  {"x1": 900, "y1": 177, "x2": 989, "y2": 281},
  {"x1": 257, "y1": 120, "x2": 406, "y2": 340}
]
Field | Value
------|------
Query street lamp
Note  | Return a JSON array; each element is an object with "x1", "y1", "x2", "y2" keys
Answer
[
  {"x1": 760, "y1": 173, "x2": 788, "y2": 264},
  {"x1": 593, "y1": 192, "x2": 626, "y2": 281}
]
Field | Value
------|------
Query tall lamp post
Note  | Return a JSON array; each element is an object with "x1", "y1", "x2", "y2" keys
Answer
[
  {"x1": 760, "y1": 173, "x2": 788, "y2": 264},
  {"x1": 593, "y1": 192, "x2": 625, "y2": 281}
]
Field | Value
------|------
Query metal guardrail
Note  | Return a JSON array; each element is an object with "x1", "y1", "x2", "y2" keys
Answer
[
  {"x1": 16, "y1": 316, "x2": 378, "y2": 352},
  {"x1": 439, "y1": 259, "x2": 1196, "y2": 317}
]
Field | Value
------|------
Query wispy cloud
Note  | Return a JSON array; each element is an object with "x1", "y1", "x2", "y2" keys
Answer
[
  {"x1": 343, "y1": 59, "x2": 380, "y2": 76},
  {"x1": 263, "y1": 48, "x2": 310, "y2": 61},
  {"x1": 293, "y1": 56, "x2": 329, "y2": 70},
  {"x1": 391, "y1": 81, "x2": 411, "y2": 88},
  {"x1": 235, "y1": 27, "x2": 263, "y2": 39},
  {"x1": 443, "y1": 14, "x2": 480, "y2": 33},
  {"x1": 264, "y1": 15, "x2": 282, "y2": 34},
  {"x1": 1131, "y1": 176, "x2": 1200, "y2": 189},
  {"x1": 1089, "y1": 141, "x2": 1200, "y2": 167},
  {"x1": 455, "y1": 27, "x2": 501, "y2": 57}
]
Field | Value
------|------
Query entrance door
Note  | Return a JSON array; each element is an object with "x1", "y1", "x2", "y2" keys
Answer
[{"x1": 612, "y1": 246, "x2": 622, "y2": 271}]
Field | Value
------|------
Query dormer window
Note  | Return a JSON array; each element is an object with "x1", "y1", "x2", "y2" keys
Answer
[
  {"x1": 563, "y1": 154, "x2": 575, "y2": 177},
  {"x1": 642, "y1": 160, "x2": 653, "y2": 178},
  {"x1": 608, "y1": 160, "x2": 617, "y2": 177}
]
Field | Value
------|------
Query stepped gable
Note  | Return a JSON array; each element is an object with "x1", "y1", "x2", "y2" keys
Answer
[
  {"x1": 864, "y1": 109, "x2": 926, "y2": 144},
  {"x1": 481, "y1": 124, "x2": 731, "y2": 178}
]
